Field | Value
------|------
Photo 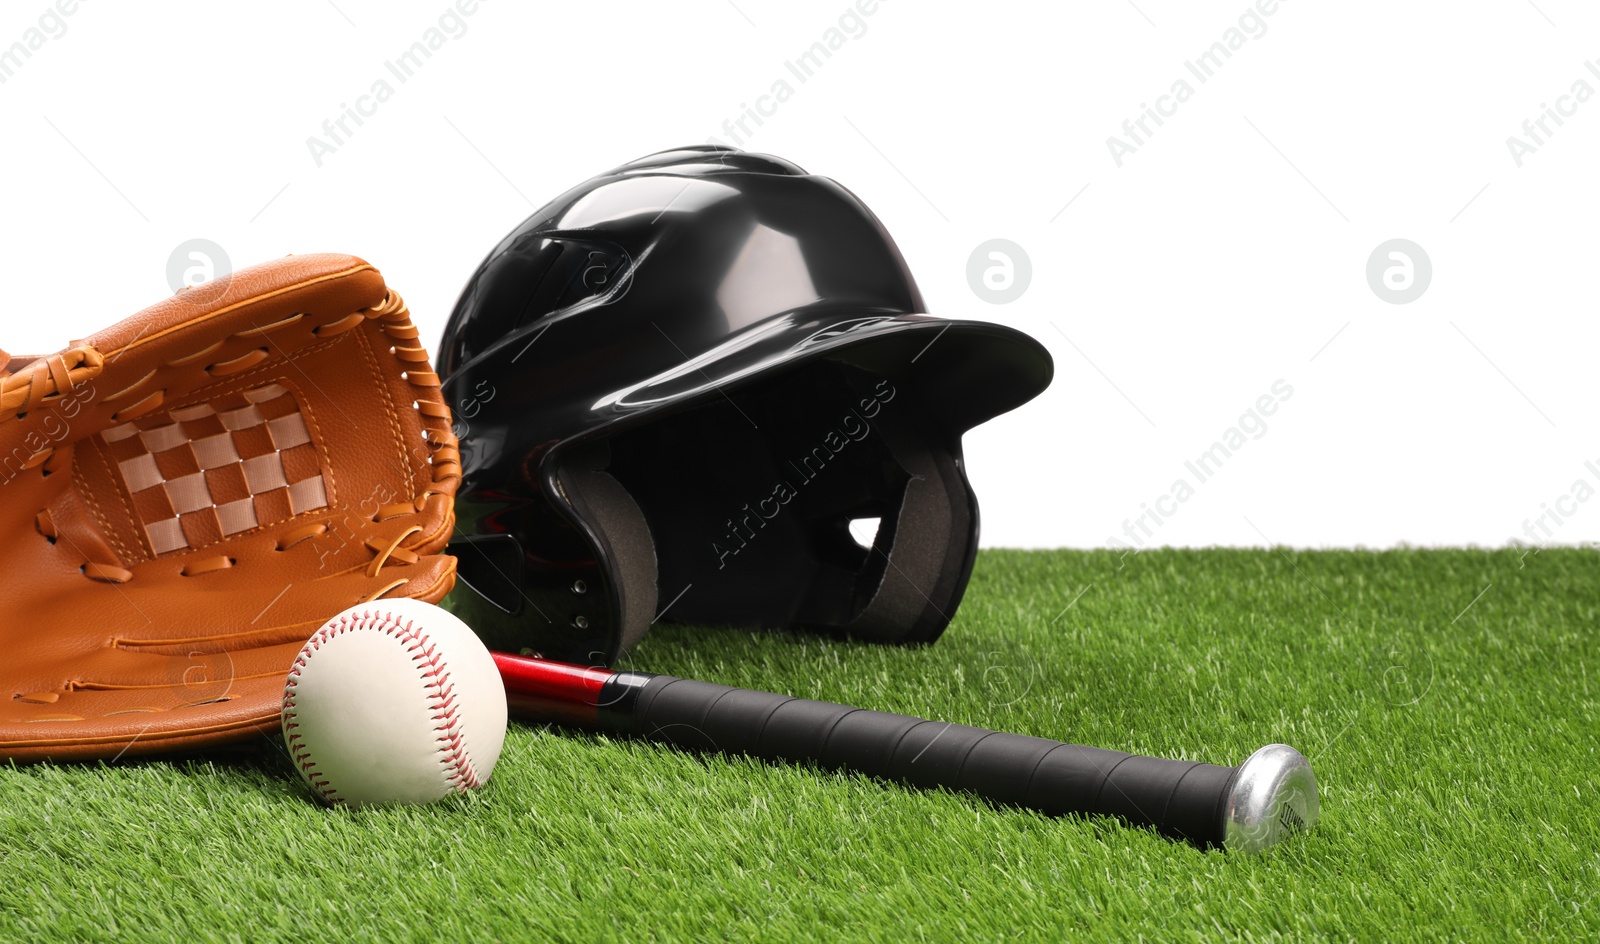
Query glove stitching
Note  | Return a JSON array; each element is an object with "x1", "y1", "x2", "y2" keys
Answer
[
  {"x1": 3, "y1": 267, "x2": 462, "y2": 761},
  {"x1": 71, "y1": 436, "x2": 143, "y2": 564},
  {"x1": 348, "y1": 308, "x2": 410, "y2": 504},
  {"x1": 0, "y1": 348, "x2": 102, "y2": 420},
  {"x1": 62, "y1": 315, "x2": 379, "y2": 572},
  {"x1": 369, "y1": 291, "x2": 460, "y2": 506}
]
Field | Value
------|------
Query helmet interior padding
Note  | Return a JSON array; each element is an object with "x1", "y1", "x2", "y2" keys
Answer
[
  {"x1": 555, "y1": 451, "x2": 660, "y2": 658},
  {"x1": 585, "y1": 359, "x2": 976, "y2": 644}
]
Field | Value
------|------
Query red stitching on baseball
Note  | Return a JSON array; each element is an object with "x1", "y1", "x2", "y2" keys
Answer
[{"x1": 283, "y1": 606, "x2": 480, "y2": 804}]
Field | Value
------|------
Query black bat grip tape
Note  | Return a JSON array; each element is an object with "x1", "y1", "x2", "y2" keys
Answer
[{"x1": 616, "y1": 674, "x2": 1236, "y2": 847}]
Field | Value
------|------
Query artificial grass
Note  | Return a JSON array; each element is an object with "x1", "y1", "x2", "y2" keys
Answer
[{"x1": 2, "y1": 548, "x2": 1595, "y2": 942}]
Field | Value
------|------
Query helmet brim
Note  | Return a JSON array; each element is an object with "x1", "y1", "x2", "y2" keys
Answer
[{"x1": 578, "y1": 311, "x2": 1053, "y2": 440}]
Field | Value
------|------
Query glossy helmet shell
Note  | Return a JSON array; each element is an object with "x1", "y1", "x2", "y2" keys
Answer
[{"x1": 438, "y1": 146, "x2": 1052, "y2": 664}]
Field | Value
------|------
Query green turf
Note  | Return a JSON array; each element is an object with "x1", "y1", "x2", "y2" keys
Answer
[{"x1": 3, "y1": 548, "x2": 1596, "y2": 942}]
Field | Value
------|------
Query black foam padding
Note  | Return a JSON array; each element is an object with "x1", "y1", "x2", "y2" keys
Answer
[
  {"x1": 557, "y1": 460, "x2": 658, "y2": 656},
  {"x1": 599, "y1": 358, "x2": 977, "y2": 646},
  {"x1": 843, "y1": 430, "x2": 971, "y2": 644},
  {"x1": 627, "y1": 675, "x2": 1234, "y2": 846}
]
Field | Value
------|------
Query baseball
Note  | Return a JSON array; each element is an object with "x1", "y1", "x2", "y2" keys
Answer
[{"x1": 282, "y1": 598, "x2": 508, "y2": 806}]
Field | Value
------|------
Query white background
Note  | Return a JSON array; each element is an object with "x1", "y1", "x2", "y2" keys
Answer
[{"x1": 2, "y1": 0, "x2": 1596, "y2": 550}]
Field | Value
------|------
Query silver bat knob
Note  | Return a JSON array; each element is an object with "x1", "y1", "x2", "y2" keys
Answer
[{"x1": 1223, "y1": 743, "x2": 1320, "y2": 853}]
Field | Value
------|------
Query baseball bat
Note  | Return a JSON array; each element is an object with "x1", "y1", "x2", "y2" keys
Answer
[{"x1": 491, "y1": 652, "x2": 1318, "y2": 852}]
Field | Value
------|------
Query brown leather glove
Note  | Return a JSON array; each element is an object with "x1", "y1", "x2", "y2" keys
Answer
[{"x1": 0, "y1": 254, "x2": 459, "y2": 762}]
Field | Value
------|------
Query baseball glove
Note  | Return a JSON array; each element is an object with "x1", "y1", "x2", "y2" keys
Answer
[{"x1": 0, "y1": 254, "x2": 459, "y2": 762}]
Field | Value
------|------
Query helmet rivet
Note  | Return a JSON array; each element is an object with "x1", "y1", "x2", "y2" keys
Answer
[
  {"x1": 573, "y1": 616, "x2": 589, "y2": 630},
  {"x1": 571, "y1": 580, "x2": 587, "y2": 595}
]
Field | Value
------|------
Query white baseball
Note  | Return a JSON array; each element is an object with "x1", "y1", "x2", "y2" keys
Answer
[{"x1": 282, "y1": 598, "x2": 508, "y2": 806}]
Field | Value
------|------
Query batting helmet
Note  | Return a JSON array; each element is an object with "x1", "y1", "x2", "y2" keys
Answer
[{"x1": 438, "y1": 146, "x2": 1051, "y2": 664}]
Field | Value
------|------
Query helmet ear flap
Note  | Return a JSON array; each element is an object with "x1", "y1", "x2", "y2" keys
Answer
[
  {"x1": 440, "y1": 448, "x2": 657, "y2": 665},
  {"x1": 556, "y1": 448, "x2": 659, "y2": 659},
  {"x1": 836, "y1": 433, "x2": 975, "y2": 645},
  {"x1": 573, "y1": 361, "x2": 982, "y2": 649}
]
